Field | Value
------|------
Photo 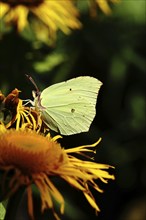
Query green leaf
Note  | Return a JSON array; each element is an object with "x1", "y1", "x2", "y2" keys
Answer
[
  {"x1": 0, "y1": 203, "x2": 6, "y2": 220},
  {"x1": 33, "y1": 53, "x2": 67, "y2": 73}
]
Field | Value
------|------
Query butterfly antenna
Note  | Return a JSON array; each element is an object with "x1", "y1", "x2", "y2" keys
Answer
[{"x1": 25, "y1": 74, "x2": 40, "y2": 94}]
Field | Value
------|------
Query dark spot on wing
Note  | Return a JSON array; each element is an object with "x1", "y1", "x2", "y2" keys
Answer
[
  {"x1": 71, "y1": 108, "x2": 75, "y2": 113},
  {"x1": 69, "y1": 88, "x2": 72, "y2": 91}
]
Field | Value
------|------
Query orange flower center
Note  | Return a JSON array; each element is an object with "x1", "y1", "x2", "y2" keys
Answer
[
  {"x1": 1, "y1": 0, "x2": 44, "y2": 7},
  {"x1": 6, "y1": 132, "x2": 48, "y2": 150},
  {"x1": 0, "y1": 131, "x2": 67, "y2": 175}
]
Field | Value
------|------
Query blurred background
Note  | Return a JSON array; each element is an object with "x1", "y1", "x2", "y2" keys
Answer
[{"x1": 0, "y1": 1, "x2": 146, "y2": 220}]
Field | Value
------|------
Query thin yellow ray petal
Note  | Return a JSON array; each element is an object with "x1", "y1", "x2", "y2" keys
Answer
[
  {"x1": 32, "y1": 0, "x2": 81, "y2": 34},
  {"x1": 45, "y1": 177, "x2": 64, "y2": 214},
  {"x1": 53, "y1": 212, "x2": 61, "y2": 220},
  {"x1": 65, "y1": 138, "x2": 102, "y2": 154},
  {"x1": 89, "y1": 169, "x2": 115, "y2": 180},
  {"x1": 61, "y1": 176, "x2": 85, "y2": 191},
  {"x1": 32, "y1": 7, "x2": 57, "y2": 32},
  {"x1": 84, "y1": 192, "x2": 100, "y2": 212},
  {"x1": 96, "y1": 0, "x2": 112, "y2": 14},
  {"x1": 15, "y1": 6, "x2": 28, "y2": 31},
  {"x1": 35, "y1": 6, "x2": 69, "y2": 33},
  {"x1": 45, "y1": 1, "x2": 78, "y2": 16},
  {"x1": 35, "y1": 179, "x2": 53, "y2": 211},
  {"x1": 4, "y1": 6, "x2": 28, "y2": 30},
  {"x1": 0, "y1": 3, "x2": 9, "y2": 18},
  {"x1": 56, "y1": 167, "x2": 90, "y2": 180},
  {"x1": 16, "y1": 114, "x2": 21, "y2": 130},
  {"x1": 27, "y1": 186, "x2": 35, "y2": 220},
  {"x1": 89, "y1": 181, "x2": 103, "y2": 193},
  {"x1": 45, "y1": 1, "x2": 80, "y2": 25},
  {"x1": 52, "y1": 135, "x2": 62, "y2": 142},
  {"x1": 23, "y1": 110, "x2": 37, "y2": 130},
  {"x1": 68, "y1": 159, "x2": 113, "y2": 169}
]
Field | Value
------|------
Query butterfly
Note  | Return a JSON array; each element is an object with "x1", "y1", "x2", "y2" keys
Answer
[{"x1": 27, "y1": 75, "x2": 102, "y2": 135}]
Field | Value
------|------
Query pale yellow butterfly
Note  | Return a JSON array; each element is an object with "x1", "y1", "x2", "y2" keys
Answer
[{"x1": 27, "y1": 76, "x2": 102, "y2": 135}]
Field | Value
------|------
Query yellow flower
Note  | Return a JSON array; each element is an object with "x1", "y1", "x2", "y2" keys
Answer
[
  {"x1": 0, "y1": 0, "x2": 81, "y2": 39},
  {"x1": 0, "y1": 129, "x2": 114, "y2": 220},
  {"x1": 0, "y1": 89, "x2": 43, "y2": 131},
  {"x1": 89, "y1": 0, "x2": 120, "y2": 16}
]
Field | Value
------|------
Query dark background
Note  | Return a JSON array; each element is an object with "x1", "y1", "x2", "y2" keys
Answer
[{"x1": 0, "y1": 1, "x2": 146, "y2": 220}]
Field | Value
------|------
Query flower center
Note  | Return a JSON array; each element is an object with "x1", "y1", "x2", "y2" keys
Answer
[
  {"x1": 0, "y1": 0, "x2": 44, "y2": 7},
  {"x1": 5, "y1": 132, "x2": 49, "y2": 151},
  {"x1": 0, "y1": 131, "x2": 67, "y2": 174}
]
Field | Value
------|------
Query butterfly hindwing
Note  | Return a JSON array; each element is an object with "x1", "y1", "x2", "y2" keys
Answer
[{"x1": 41, "y1": 101, "x2": 96, "y2": 135}]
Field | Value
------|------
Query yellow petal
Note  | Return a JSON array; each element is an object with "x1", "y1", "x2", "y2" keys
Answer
[
  {"x1": 96, "y1": 0, "x2": 112, "y2": 14},
  {"x1": 62, "y1": 176, "x2": 85, "y2": 191},
  {"x1": 0, "y1": 3, "x2": 9, "y2": 18},
  {"x1": 32, "y1": 0, "x2": 81, "y2": 36},
  {"x1": 14, "y1": 6, "x2": 28, "y2": 31},
  {"x1": 84, "y1": 192, "x2": 100, "y2": 212},
  {"x1": 45, "y1": 177, "x2": 64, "y2": 214},
  {"x1": 65, "y1": 138, "x2": 102, "y2": 154}
]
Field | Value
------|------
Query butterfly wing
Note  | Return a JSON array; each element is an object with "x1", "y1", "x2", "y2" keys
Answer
[
  {"x1": 40, "y1": 101, "x2": 96, "y2": 135},
  {"x1": 38, "y1": 76, "x2": 102, "y2": 135}
]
